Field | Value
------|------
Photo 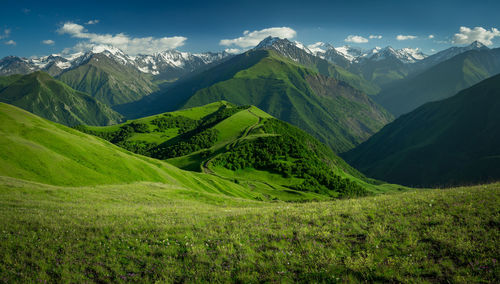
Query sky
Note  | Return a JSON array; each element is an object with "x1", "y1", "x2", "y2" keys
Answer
[{"x1": 1, "y1": 0, "x2": 499, "y2": 58}]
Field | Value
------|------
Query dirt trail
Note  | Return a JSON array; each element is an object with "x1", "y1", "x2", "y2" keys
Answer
[{"x1": 201, "y1": 109, "x2": 261, "y2": 175}]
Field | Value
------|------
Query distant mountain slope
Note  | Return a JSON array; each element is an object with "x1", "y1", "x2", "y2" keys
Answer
[
  {"x1": 57, "y1": 53, "x2": 158, "y2": 106},
  {"x1": 413, "y1": 41, "x2": 489, "y2": 72},
  {"x1": 117, "y1": 49, "x2": 392, "y2": 153},
  {"x1": 79, "y1": 102, "x2": 395, "y2": 198},
  {"x1": 376, "y1": 48, "x2": 500, "y2": 116},
  {"x1": 342, "y1": 73, "x2": 500, "y2": 187},
  {"x1": 0, "y1": 71, "x2": 123, "y2": 126}
]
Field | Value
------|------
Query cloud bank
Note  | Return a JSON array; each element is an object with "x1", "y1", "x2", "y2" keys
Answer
[
  {"x1": 452, "y1": 26, "x2": 500, "y2": 46},
  {"x1": 396, "y1": 35, "x2": 417, "y2": 41},
  {"x1": 57, "y1": 22, "x2": 187, "y2": 55},
  {"x1": 220, "y1": 27, "x2": 297, "y2": 48},
  {"x1": 344, "y1": 35, "x2": 368, "y2": 43}
]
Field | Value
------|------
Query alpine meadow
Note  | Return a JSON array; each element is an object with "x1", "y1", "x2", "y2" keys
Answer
[{"x1": 0, "y1": 0, "x2": 499, "y2": 282}]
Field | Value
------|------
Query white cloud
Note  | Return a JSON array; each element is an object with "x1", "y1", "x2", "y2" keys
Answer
[
  {"x1": 0, "y1": 29, "x2": 11, "y2": 39},
  {"x1": 369, "y1": 35, "x2": 382, "y2": 39},
  {"x1": 452, "y1": 26, "x2": 500, "y2": 46},
  {"x1": 224, "y1": 48, "x2": 243, "y2": 54},
  {"x1": 57, "y1": 22, "x2": 187, "y2": 55},
  {"x1": 428, "y1": 34, "x2": 435, "y2": 39},
  {"x1": 344, "y1": 35, "x2": 368, "y2": 43},
  {"x1": 5, "y1": 40, "x2": 16, "y2": 46},
  {"x1": 396, "y1": 35, "x2": 417, "y2": 41},
  {"x1": 42, "y1": 39, "x2": 55, "y2": 45},
  {"x1": 220, "y1": 27, "x2": 296, "y2": 48},
  {"x1": 86, "y1": 20, "x2": 99, "y2": 25}
]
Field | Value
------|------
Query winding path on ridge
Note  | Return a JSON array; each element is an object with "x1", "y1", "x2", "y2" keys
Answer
[{"x1": 201, "y1": 109, "x2": 261, "y2": 175}]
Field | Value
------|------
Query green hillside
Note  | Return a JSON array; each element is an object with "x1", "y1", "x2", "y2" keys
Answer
[
  {"x1": 342, "y1": 73, "x2": 500, "y2": 187},
  {"x1": 376, "y1": 48, "x2": 500, "y2": 116},
  {"x1": 57, "y1": 53, "x2": 158, "y2": 106},
  {"x1": 78, "y1": 102, "x2": 398, "y2": 198},
  {"x1": 0, "y1": 72, "x2": 123, "y2": 126}
]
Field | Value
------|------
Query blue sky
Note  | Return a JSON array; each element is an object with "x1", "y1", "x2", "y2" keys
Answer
[{"x1": 1, "y1": 0, "x2": 499, "y2": 57}]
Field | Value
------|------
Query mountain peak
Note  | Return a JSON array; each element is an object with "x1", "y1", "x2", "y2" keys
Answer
[
  {"x1": 469, "y1": 40, "x2": 488, "y2": 49},
  {"x1": 90, "y1": 45, "x2": 126, "y2": 56},
  {"x1": 254, "y1": 36, "x2": 285, "y2": 49},
  {"x1": 307, "y1": 42, "x2": 335, "y2": 55}
]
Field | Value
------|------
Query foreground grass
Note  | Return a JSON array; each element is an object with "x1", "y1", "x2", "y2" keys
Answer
[{"x1": 0, "y1": 177, "x2": 498, "y2": 283}]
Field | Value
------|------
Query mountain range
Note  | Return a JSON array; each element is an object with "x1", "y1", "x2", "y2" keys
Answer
[
  {"x1": 0, "y1": 45, "x2": 232, "y2": 106},
  {"x1": 116, "y1": 44, "x2": 393, "y2": 153},
  {"x1": 342, "y1": 73, "x2": 500, "y2": 187}
]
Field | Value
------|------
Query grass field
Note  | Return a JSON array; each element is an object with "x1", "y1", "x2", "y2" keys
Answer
[
  {"x1": 0, "y1": 102, "x2": 498, "y2": 282},
  {"x1": 0, "y1": 177, "x2": 498, "y2": 282}
]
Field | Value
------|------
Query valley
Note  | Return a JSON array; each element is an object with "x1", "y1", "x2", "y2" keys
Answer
[{"x1": 1, "y1": 6, "x2": 499, "y2": 282}]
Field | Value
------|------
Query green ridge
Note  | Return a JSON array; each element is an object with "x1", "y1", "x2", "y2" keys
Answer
[{"x1": 79, "y1": 102, "x2": 399, "y2": 198}]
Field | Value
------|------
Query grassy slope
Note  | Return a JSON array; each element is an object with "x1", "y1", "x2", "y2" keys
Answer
[
  {"x1": 376, "y1": 48, "x2": 500, "y2": 116},
  {"x1": 0, "y1": 176, "x2": 497, "y2": 282},
  {"x1": 0, "y1": 102, "x2": 338, "y2": 201},
  {"x1": 182, "y1": 51, "x2": 392, "y2": 152},
  {"x1": 342, "y1": 73, "x2": 500, "y2": 187},
  {"x1": 0, "y1": 71, "x2": 123, "y2": 126},
  {"x1": 0, "y1": 102, "x2": 265, "y2": 200},
  {"x1": 57, "y1": 54, "x2": 158, "y2": 106}
]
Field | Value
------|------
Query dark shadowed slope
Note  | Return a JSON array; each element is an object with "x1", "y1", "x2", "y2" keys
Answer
[{"x1": 343, "y1": 73, "x2": 500, "y2": 187}]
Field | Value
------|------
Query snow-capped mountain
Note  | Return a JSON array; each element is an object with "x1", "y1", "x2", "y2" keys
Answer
[
  {"x1": 306, "y1": 42, "x2": 334, "y2": 55},
  {"x1": 0, "y1": 45, "x2": 135, "y2": 76},
  {"x1": 365, "y1": 46, "x2": 427, "y2": 64},
  {"x1": 305, "y1": 42, "x2": 427, "y2": 65},
  {"x1": 0, "y1": 56, "x2": 37, "y2": 75},
  {"x1": 254, "y1": 36, "x2": 320, "y2": 63},
  {"x1": 133, "y1": 50, "x2": 232, "y2": 79},
  {"x1": 334, "y1": 46, "x2": 367, "y2": 62},
  {"x1": 0, "y1": 45, "x2": 232, "y2": 80},
  {"x1": 416, "y1": 40, "x2": 489, "y2": 69}
]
